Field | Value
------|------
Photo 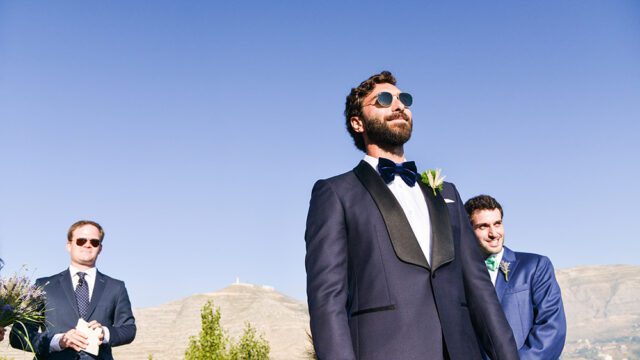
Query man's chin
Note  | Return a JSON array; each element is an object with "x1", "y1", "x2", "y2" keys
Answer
[{"x1": 374, "y1": 134, "x2": 412, "y2": 150}]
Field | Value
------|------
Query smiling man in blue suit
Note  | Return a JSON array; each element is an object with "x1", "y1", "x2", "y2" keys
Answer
[
  {"x1": 11, "y1": 220, "x2": 136, "y2": 359},
  {"x1": 305, "y1": 71, "x2": 518, "y2": 360},
  {"x1": 465, "y1": 195, "x2": 566, "y2": 359}
]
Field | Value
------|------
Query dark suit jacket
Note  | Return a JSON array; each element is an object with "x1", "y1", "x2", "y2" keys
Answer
[
  {"x1": 495, "y1": 247, "x2": 566, "y2": 359},
  {"x1": 10, "y1": 269, "x2": 136, "y2": 360},
  {"x1": 305, "y1": 161, "x2": 518, "y2": 360}
]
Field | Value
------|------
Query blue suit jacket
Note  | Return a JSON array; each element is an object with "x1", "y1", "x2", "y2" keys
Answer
[
  {"x1": 495, "y1": 247, "x2": 566, "y2": 359},
  {"x1": 305, "y1": 162, "x2": 518, "y2": 360},
  {"x1": 10, "y1": 269, "x2": 136, "y2": 360}
]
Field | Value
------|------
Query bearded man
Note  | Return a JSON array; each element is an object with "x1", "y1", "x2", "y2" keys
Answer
[{"x1": 304, "y1": 71, "x2": 518, "y2": 360}]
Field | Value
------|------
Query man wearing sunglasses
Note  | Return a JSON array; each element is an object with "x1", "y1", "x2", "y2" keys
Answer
[
  {"x1": 305, "y1": 71, "x2": 518, "y2": 359},
  {"x1": 10, "y1": 220, "x2": 136, "y2": 359}
]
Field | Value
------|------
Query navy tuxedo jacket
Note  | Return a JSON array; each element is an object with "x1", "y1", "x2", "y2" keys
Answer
[
  {"x1": 10, "y1": 269, "x2": 136, "y2": 360},
  {"x1": 495, "y1": 247, "x2": 566, "y2": 359},
  {"x1": 305, "y1": 162, "x2": 518, "y2": 360}
]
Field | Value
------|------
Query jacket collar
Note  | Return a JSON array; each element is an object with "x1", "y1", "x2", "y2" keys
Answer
[
  {"x1": 59, "y1": 269, "x2": 107, "y2": 320},
  {"x1": 495, "y1": 246, "x2": 518, "y2": 300},
  {"x1": 353, "y1": 161, "x2": 454, "y2": 272}
]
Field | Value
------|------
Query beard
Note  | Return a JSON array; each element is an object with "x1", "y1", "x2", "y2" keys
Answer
[{"x1": 363, "y1": 112, "x2": 412, "y2": 149}]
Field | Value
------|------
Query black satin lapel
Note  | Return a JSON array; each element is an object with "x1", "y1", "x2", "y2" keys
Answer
[
  {"x1": 354, "y1": 161, "x2": 429, "y2": 269},
  {"x1": 86, "y1": 271, "x2": 106, "y2": 319},
  {"x1": 418, "y1": 182, "x2": 455, "y2": 272},
  {"x1": 60, "y1": 270, "x2": 81, "y2": 319}
]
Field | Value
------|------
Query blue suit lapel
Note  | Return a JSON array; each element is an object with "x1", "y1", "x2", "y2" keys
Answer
[
  {"x1": 495, "y1": 247, "x2": 518, "y2": 302},
  {"x1": 86, "y1": 271, "x2": 106, "y2": 319},
  {"x1": 59, "y1": 270, "x2": 81, "y2": 319}
]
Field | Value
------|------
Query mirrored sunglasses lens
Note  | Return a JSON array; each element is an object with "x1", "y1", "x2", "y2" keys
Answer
[
  {"x1": 399, "y1": 93, "x2": 413, "y2": 107},
  {"x1": 376, "y1": 92, "x2": 393, "y2": 107}
]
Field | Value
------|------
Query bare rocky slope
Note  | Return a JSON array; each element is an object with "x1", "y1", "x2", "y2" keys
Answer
[
  {"x1": 558, "y1": 265, "x2": 640, "y2": 359},
  {"x1": 2, "y1": 265, "x2": 639, "y2": 359}
]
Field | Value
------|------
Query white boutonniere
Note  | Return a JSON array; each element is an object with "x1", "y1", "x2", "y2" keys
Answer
[
  {"x1": 421, "y1": 168, "x2": 446, "y2": 196},
  {"x1": 499, "y1": 260, "x2": 510, "y2": 281}
]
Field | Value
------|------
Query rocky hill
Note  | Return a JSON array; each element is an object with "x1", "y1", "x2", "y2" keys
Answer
[
  {"x1": 558, "y1": 265, "x2": 640, "y2": 359},
  {"x1": 0, "y1": 282, "x2": 311, "y2": 360},
  {"x1": 2, "y1": 265, "x2": 639, "y2": 359}
]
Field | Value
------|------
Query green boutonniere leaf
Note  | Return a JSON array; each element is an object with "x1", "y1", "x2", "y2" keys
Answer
[{"x1": 420, "y1": 168, "x2": 445, "y2": 196}]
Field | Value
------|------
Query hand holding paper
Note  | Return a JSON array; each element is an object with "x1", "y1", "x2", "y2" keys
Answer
[{"x1": 76, "y1": 318, "x2": 101, "y2": 356}]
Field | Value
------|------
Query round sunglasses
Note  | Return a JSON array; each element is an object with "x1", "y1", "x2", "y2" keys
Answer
[{"x1": 371, "y1": 91, "x2": 413, "y2": 107}]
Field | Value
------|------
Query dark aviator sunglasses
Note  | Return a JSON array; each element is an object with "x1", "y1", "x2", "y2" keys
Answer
[
  {"x1": 72, "y1": 238, "x2": 101, "y2": 247},
  {"x1": 373, "y1": 92, "x2": 413, "y2": 107}
]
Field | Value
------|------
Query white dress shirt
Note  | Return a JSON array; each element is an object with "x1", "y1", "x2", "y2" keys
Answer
[
  {"x1": 50, "y1": 265, "x2": 110, "y2": 352},
  {"x1": 364, "y1": 155, "x2": 432, "y2": 265},
  {"x1": 487, "y1": 248, "x2": 505, "y2": 286}
]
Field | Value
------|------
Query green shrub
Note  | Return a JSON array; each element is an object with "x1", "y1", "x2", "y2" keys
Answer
[{"x1": 185, "y1": 300, "x2": 269, "y2": 360}]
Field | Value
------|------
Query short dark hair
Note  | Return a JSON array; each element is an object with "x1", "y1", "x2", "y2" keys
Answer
[
  {"x1": 464, "y1": 195, "x2": 504, "y2": 219},
  {"x1": 344, "y1": 71, "x2": 397, "y2": 152},
  {"x1": 67, "y1": 220, "x2": 105, "y2": 242}
]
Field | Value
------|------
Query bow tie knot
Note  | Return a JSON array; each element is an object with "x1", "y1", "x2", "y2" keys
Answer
[
  {"x1": 485, "y1": 256, "x2": 498, "y2": 271},
  {"x1": 377, "y1": 157, "x2": 419, "y2": 187}
]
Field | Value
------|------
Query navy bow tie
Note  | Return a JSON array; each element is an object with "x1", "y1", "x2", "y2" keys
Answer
[{"x1": 377, "y1": 157, "x2": 419, "y2": 187}]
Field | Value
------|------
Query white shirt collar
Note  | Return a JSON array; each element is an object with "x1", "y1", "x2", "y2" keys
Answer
[
  {"x1": 364, "y1": 155, "x2": 408, "y2": 173},
  {"x1": 69, "y1": 265, "x2": 97, "y2": 279}
]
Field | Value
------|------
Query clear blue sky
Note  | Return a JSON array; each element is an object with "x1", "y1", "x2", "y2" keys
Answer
[{"x1": 1, "y1": 1, "x2": 638, "y2": 308}]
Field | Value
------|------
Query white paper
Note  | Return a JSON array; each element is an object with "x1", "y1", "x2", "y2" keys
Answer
[{"x1": 76, "y1": 318, "x2": 101, "y2": 356}]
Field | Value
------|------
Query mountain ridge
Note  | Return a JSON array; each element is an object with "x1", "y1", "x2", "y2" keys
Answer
[{"x1": 2, "y1": 265, "x2": 639, "y2": 359}]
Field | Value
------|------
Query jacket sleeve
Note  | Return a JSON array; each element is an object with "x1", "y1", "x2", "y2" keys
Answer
[
  {"x1": 107, "y1": 281, "x2": 136, "y2": 346},
  {"x1": 305, "y1": 179, "x2": 355, "y2": 360},
  {"x1": 451, "y1": 184, "x2": 519, "y2": 360},
  {"x1": 519, "y1": 257, "x2": 566, "y2": 359}
]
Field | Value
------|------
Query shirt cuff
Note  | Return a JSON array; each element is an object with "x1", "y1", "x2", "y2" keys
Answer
[
  {"x1": 50, "y1": 333, "x2": 63, "y2": 352},
  {"x1": 102, "y1": 326, "x2": 110, "y2": 344}
]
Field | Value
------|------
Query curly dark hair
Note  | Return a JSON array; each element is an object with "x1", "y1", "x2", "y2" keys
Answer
[
  {"x1": 464, "y1": 195, "x2": 504, "y2": 219},
  {"x1": 344, "y1": 71, "x2": 397, "y2": 152}
]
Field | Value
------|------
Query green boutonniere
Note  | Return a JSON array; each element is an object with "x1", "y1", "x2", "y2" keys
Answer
[
  {"x1": 499, "y1": 260, "x2": 510, "y2": 281},
  {"x1": 420, "y1": 168, "x2": 445, "y2": 196}
]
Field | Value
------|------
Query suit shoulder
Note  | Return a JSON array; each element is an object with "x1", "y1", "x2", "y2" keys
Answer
[
  {"x1": 442, "y1": 181, "x2": 457, "y2": 191},
  {"x1": 514, "y1": 251, "x2": 548, "y2": 261},
  {"x1": 319, "y1": 169, "x2": 357, "y2": 183},
  {"x1": 439, "y1": 181, "x2": 461, "y2": 200},
  {"x1": 513, "y1": 251, "x2": 555, "y2": 270},
  {"x1": 312, "y1": 169, "x2": 359, "y2": 191},
  {"x1": 98, "y1": 272, "x2": 126, "y2": 285},
  {"x1": 36, "y1": 270, "x2": 67, "y2": 285}
]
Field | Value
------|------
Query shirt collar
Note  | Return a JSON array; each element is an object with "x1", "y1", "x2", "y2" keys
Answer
[
  {"x1": 364, "y1": 155, "x2": 408, "y2": 174},
  {"x1": 69, "y1": 265, "x2": 97, "y2": 279}
]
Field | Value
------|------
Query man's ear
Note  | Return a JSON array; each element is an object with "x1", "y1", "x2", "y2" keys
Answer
[{"x1": 350, "y1": 116, "x2": 365, "y2": 134}]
